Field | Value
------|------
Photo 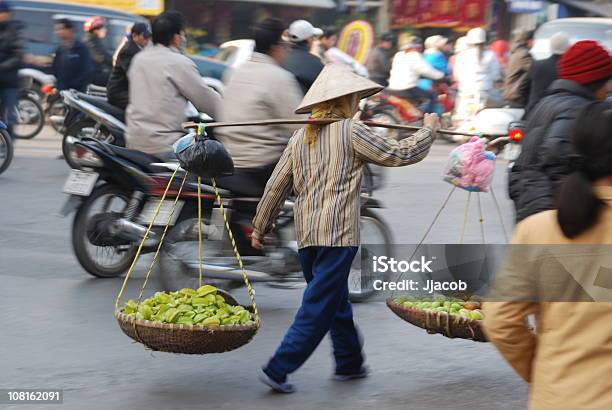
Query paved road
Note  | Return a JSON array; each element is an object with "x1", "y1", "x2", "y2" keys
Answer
[{"x1": 1, "y1": 129, "x2": 525, "y2": 410}]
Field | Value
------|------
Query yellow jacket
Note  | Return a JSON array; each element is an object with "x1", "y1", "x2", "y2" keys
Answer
[{"x1": 483, "y1": 186, "x2": 612, "y2": 410}]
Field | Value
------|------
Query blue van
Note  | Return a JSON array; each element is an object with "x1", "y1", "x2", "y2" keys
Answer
[{"x1": 11, "y1": 1, "x2": 226, "y2": 84}]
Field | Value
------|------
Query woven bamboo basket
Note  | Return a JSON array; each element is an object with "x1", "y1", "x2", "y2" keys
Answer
[
  {"x1": 386, "y1": 298, "x2": 488, "y2": 342},
  {"x1": 116, "y1": 290, "x2": 259, "y2": 354}
]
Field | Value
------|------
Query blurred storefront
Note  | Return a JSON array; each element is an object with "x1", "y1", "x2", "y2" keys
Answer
[{"x1": 167, "y1": 0, "x2": 335, "y2": 44}]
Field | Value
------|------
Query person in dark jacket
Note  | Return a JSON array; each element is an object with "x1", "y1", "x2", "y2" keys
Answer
[
  {"x1": 509, "y1": 41, "x2": 612, "y2": 223},
  {"x1": 282, "y1": 19, "x2": 324, "y2": 95},
  {"x1": 523, "y1": 32, "x2": 570, "y2": 117},
  {"x1": 83, "y1": 16, "x2": 112, "y2": 86},
  {"x1": 503, "y1": 30, "x2": 534, "y2": 107},
  {"x1": 0, "y1": 1, "x2": 23, "y2": 138},
  {"x1": 367, "y1": 32, "x2": 395, "y2": 86},
  {"x1": 52, "y1": 18, "x2": 92, "y2": 92},
  {"x1": 107, "y1": 23, "x2": 151, "y2": 109}
]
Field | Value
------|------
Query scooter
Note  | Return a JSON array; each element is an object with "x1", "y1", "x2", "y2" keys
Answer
[
  {"x1": 60, "y1": 137, "x2": 392, "y2": 302},
  {"x1": 471, "y1": 107, "x2": 525, "y2": 160}
]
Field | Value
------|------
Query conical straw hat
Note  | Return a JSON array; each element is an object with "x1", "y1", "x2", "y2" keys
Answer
[{"x1": 295, "y1": 64, "x2": 383, "y2": 114}]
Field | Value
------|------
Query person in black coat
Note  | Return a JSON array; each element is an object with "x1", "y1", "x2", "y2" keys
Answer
[
  {"x1": 0, "y1": 1, "x2": 23, "y2": 138},
  {"x1": 282, "y1": 20, "x2": 324, "y2": 95},
  {"x1": 83, "y1": 16, "x2": 113, "y2": 87},
  {"x1": 523, "y1": 32, "x2": 570, "y2": 118},
  {"x1": 509, "y1": 41, "x2": 612, "y2": 223},
  {"x1": 52, "y1": 19, "x2": 92, "y2": 92},
  {"x1": 107, "y1": 23, "x2": 151, "y2": 110}
]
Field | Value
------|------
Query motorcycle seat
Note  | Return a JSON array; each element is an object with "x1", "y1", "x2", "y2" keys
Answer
[
  {"x1": 77, "y1": 93, "x2": 126, "y2": 124},
  {"x1": 106, "y1": 144, "x2": 164, "y2": 171}
]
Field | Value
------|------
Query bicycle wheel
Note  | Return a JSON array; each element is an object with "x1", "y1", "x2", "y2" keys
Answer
[
  {"x1": 13, "y1": 95, "x2": 45, "y2": 139},
  {"x1": 0, "y1": 128, "x2": 13, "y2": 175}
]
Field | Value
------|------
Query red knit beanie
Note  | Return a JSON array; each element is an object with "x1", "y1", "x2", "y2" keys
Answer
[{"x1": 559, "y1": 40, "x2": 612, "y2": 85}]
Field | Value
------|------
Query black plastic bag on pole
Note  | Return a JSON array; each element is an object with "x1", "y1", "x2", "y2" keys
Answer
[{"x1": 173, "y1": 128, "x2": 234, "y2": 177}]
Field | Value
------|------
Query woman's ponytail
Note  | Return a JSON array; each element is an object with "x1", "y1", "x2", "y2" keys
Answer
[
  {"x1": 557, "y1": 170, "x2": 605, "y2": 238},
  {"x1": 555, "y1": 102, "x2": 612, "y2": 238}
]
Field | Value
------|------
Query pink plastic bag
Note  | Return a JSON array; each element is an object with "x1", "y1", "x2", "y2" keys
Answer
[{"x1": 443, "y1": 137, "x2": 496, "y2": 192}]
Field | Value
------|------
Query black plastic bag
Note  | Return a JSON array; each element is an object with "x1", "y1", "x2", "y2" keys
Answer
[{"x1": 173, "y1": 131, "x2": 234, "y2": 177}]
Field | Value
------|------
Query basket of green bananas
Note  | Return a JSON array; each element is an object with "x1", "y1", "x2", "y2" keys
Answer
[
  {"x1": 115, "y1": 285, "x2": 258, "y2": 354},
  {"x1": 387, "y1": 296, "x2": 487, "y2": 342}
]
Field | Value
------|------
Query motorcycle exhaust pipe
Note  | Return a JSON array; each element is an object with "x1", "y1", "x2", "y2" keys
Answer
[{"x1": 109, "y1": 218, "x2": 155, "y2": 241}]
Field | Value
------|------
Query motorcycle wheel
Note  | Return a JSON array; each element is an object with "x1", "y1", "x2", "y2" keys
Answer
[
  {"x1": 13, "y1": 94, "x2": 44, "y2": 139},
  {"x1": 348, "y1": 209, "x2": 393, "y2": 302},
  {"x1": 72, "y1": 184, "x2": 136, "y2": 278},
  {"x1": 62, "y1": 119, "x2": 115, "y2": 169},
  {"x1": 157, "y1": 217, "x2": 244, "y2": 292},
  {"x1": 0, "y1": 128, "x2": 14, "y2": 175}
]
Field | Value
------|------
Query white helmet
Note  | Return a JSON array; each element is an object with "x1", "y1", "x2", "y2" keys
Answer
[
  {"x1": 550, "y1": 32, "x2": 570, "y2": 55},
  {"x1": 466, "y1": 27, "x2": 487, "y2": 45}
]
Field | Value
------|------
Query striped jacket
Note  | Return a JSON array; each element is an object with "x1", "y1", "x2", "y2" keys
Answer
[{"x1": 252, "y1": 119, "x2": 435, "y2": 248}]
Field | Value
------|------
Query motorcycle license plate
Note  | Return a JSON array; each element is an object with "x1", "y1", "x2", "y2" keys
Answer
[
  {"x1": 62, "y1": 170, "x2": 99, "y2": 196},
  {"x1": 138, "y1": 199, "x2": 184, "y2": 226}
]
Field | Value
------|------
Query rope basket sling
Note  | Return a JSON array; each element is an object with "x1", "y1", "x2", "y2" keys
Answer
[
  {"x1": 114, "y1": 129, "x2": 260, "y2": 354},
  {"x1": 384, "y1": 144, "x2": 509, "y2": 343}
]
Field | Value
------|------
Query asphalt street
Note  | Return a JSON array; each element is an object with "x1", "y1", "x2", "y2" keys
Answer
[{"x1": 1, "y1": 128, "x2": 525, "y2": 410}]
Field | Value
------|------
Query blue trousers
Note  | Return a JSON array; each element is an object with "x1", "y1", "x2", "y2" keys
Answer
[
  {"x1": 0, "y1": 88, "x2": 18, "y2": 138},
  {"x1": 264, "y1": 246, "x2": 363, "y2": 383}
]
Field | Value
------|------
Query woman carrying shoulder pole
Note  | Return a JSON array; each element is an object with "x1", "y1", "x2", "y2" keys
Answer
[{"x1": 251, "y1": 64, "x2": 440, "y2": 393}]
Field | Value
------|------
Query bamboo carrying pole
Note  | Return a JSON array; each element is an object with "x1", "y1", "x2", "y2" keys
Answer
[{"x1": 181, "y1": 118, "x2": 480, "y2": 137}]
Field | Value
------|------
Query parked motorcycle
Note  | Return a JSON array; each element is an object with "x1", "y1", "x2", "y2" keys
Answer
[
  {"x1": 60, "y1": 137, "x2": 392, "y2": 301},
  {"x1": 0, "y1": 121, "x2": 13, "y2": 175}
]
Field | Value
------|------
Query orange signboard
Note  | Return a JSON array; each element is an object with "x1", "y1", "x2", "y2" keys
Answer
[{"x1": 49, "y1": 0, "x2": 164, "y2": 16}]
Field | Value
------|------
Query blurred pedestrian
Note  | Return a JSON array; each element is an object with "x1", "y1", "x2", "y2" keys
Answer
[
  {"x1": 125, "y1": 11, "x2": 220, "y2": 156},
  {"x1": 0, "y1": 1, "x2": 23, "y2": 139},
  {"x1": 83, "y1": 16, "x2": 112, "y2": 87},
  {"x1": 503, "y1": 30, "x2": 534, "y2": 108},
  {"x1": 449, "y1": 36, "x2": 468, "y2": 83},
  {"x1": 215, "y1": 18, "x2": 303, "y2": 197},
  {"x1": 484, "y1": 102, "x2": 612, "y2": 410},
  {"x1": 419, "y1": 35, "x2": 449, "y2": 91},
  {"x1": 282, "y1": 19, "x2": 324, "y2": 95},
  {"x1": 523, "y1": 32, "x2": 570, "y2": 117},
  {"x1": 253, "y1": 64, "x2": 439, "y2": 393},
  {"x1": 388, "y1": 36, "x2": 444, "y2": 113},
  {"x1": 490, "y1": 39, "x2": 509, "y2": 71},
  {"x1": 106, "y1": 22, "x2": 151, "y2": 110},
  {"x1": 52, "y1": 18, "x2": 92, "y2": 92},
  {"x1": 509, "y1": 40, "x2": 612, "y2": 222},
  {"x1": 314, "y1": 28, "x2": 368, "y2": 77},
  {"x1": 366, "y1": 32, "x2": 395, "y2": 86},
  {"x1": 453, "y1": 28, "x2": 501, "y2": 124}
]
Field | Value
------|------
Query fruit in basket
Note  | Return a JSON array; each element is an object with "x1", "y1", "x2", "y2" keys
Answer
[
  {"x1": 122, "y1": 285, "x2": 255, "y2": 326},
  {"x1": 469, "y1": 310, "x2": 484, "y2": 320},
  {"x1": 393, "y1": 296, "x2": 485, "y2": 320}
]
